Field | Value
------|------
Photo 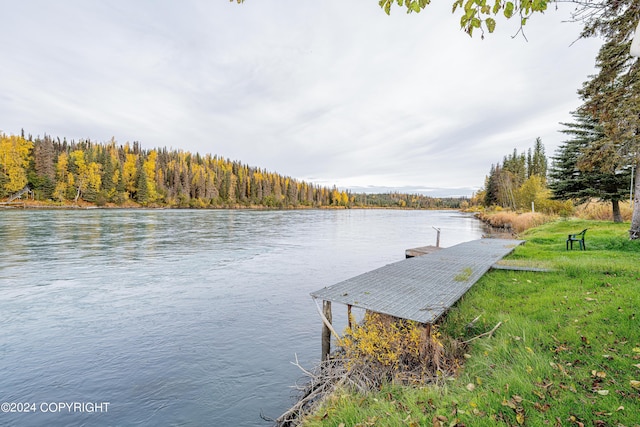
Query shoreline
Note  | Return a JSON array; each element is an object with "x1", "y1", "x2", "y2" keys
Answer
[{"x1": 1, "y1": 200, "x2": 466, "y2": 212}]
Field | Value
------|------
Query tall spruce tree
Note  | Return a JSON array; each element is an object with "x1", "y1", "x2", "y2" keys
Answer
[
  {"x1": 135, "y1": 158, "x2": 150, "y2": 206},
  {"x1": 31, "y1": 136, "x2": 56, "y2": 199},
  {"x1": 549, "y1": 112, "x2": 631, "y2": 222},
  {"x1": 577, "y1": 1, "x2": 640, "y2": 237},
  {"x1": 528, "y1": 137, "x2": 547, "y2": 178}
]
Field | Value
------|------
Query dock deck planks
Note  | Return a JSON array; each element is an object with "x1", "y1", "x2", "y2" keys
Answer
[{"x1": 311, "y1": 238, "x2": 524, "y2": 324}]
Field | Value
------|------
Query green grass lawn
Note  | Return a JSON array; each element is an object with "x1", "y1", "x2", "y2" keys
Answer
[{"x1": 302, "y1": 219, "x2": 640, "y2": 426}]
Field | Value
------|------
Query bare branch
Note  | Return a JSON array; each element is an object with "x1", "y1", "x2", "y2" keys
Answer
[{"x1": 463, "y1": 321, "x2": 503, "y2": 344}]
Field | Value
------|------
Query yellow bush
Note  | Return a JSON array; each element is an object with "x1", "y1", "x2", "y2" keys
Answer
[
  {"x1": 343, "y1": 312, "x2": 418, "y2": 367},
  {"x1": 340, "y1": 312, "x2": 458, "y2": 384},
  {"x1": 534, "y1": 198, "x2": 574, "y2": 216}
]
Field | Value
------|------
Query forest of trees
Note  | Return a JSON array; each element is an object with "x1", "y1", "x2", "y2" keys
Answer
[
  {"x1": 478, "y1": 127, "x2": 633, "y2": 223},
  {"x1": 0, "y1": 131, "x2": 466, "y2": 210},
  {"x1": 479, "y1": 138, "x2": 557, "y2": 212}
]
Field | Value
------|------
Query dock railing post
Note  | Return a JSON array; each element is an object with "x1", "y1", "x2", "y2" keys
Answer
[
  {"x1": 432, "y1": 226, "x2": 441, "y2": 248},
  {"x1": 321, "y1": 300, "x2": 332, "y2": 361}
]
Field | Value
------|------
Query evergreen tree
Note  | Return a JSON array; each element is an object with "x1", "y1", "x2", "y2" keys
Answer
[
  {"x1": 549, "y1": 111, "x2": 631, "y2": 222},
  {"x1": 577, "y1": 1, "x2": 640, "y2": 236},
  {"x1": 100, "y1": 150, "x2": 116, "y2": 200},
  {"x1": 484, "y1": 164, "x2": 499, "y2": 206},
  {"x1": 135, "y1": 160, "x2": 150, "y2": 206},
  {"x1": 30, "y1": 136, "x2": 56, "y2": 200},
  {"x1": 502, "y1": 149, "x2": 526, "y2": 187},
  {"x1": 529, "y1": 137, "x2": 547, "y2": 178}
]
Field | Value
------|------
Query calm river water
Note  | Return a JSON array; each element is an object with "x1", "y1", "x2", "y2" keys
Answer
[{"x1": 0, "y1": 209, "x2": 485, "y2": 426}]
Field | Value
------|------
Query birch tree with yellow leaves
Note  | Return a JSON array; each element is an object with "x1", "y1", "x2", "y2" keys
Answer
[{"x1": 0, "y1": 134, "x2": 32, "y2": 197}]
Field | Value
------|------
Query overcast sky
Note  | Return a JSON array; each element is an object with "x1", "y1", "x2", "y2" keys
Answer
[{"x1": 1, "y1": 1, "x2": 603, "y2": 196}]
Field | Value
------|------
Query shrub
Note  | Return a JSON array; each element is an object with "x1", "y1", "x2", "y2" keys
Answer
[
  {"x1": 95, "y1": 191, "x2": 108, "y2": 207},
  {"x1": 534, "y1": 198, "x2": 574, "y2": 216},
  {"x1": 341, "y1": 312, "x2": 462, "y2": 385}
]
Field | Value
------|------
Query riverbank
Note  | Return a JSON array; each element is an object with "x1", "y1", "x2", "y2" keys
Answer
[
  {"x1": 299, "y1": 219, "x2": 640, "y2": 426},
  {"x1": 2, "y1": 199, "x2": 465, "y2": 211},
  {"x1": 471, "y1": 200, "x2": 635, "y2": 234}
]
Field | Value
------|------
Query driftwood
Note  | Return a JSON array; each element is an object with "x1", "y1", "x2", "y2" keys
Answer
[
  {"x1": 274, "y1": 350, "x2": 414, "y2": 426},
  {"x1": 463, "y1": 321, "x2": 503, "y2": 344},
  {"x1": 313, "y1": 299, "x2": 343, "y2": 345},
  {"x1": 274, "y1": 354, "x2": 349, "y2": 427},
  {"x1": 274, "y1": 315, "x2": 503, "y2": 426},
  {"x1": 273, "y1": 338, "x2": 461, "y2": 425},
  {"x1": 465, "y1": 314, "x2": 482, "y2": 330}
]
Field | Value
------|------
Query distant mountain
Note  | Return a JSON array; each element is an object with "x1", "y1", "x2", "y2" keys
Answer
[{"x1": 345, "y1": 185, "x2": 477, "y2": 198}]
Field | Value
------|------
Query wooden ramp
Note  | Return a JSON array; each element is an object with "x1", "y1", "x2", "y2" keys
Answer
[{"x1": 311, "y1": 238, "x2": 524, "y2": 324}]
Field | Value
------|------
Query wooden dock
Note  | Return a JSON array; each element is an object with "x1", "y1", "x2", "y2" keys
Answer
[
  {"x1": 311, "y1": 238, "x2": 524, "y2": 359},
  {"x1": 405, "y1": 245, "x2": 441, "y2": 258}
]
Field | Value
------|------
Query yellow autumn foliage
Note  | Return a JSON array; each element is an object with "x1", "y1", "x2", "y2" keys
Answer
[
  {"x1": 0, "y1": 134, "x2": 33, "y2": 193},
  {"x1": 341, "y1": 312, "x2": 459, "y2": 384}
]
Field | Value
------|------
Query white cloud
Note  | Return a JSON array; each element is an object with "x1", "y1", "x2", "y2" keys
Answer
[{"x1": 0, "y1": 0, "x2": 602, "y2": 196}]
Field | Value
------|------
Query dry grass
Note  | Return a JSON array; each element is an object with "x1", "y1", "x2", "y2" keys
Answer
[
  {"x1": 478, "y1": 200, "x2": 633, "y2": 232},
  {"x1": 492, "y1": 258, "x2": 555, "y2": 270},
  {"x1": 476, "y1": 211, "x2": 556, "y2": 233},
  {"x1": 574, "y1": 200, "x2": 633, "y2": 221}
]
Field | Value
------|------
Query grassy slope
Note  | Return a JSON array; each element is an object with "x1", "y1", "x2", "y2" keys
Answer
[{"x1": 303, "y1": 219, "x2": 640, "y2": 426}]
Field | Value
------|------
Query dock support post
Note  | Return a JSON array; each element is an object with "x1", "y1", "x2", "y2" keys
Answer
[
  {"x1": 347, "y1": 304, "x2": 352, "y2": 329},
  {"x1": 433, "y1": 226, "x2": 441, "y2": 248},
  {"x1": 321, "y1": 300, "x2": 332, "y2": 361}
]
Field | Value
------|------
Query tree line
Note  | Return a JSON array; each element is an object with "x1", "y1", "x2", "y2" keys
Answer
[
  {"x1": 0, "y1": 132, "x2": 466, "y2": 209},
  {"x1": 481, "y1": 137, "x2": 551, "y2": 211},
  {"x1": 479, "y1": 127, "x2": 633, "y2": 223}
]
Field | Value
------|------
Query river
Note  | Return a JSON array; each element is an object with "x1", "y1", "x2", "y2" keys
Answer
[{"x1": 0, "y1": 209, "x2": 486, "y2": 426}]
